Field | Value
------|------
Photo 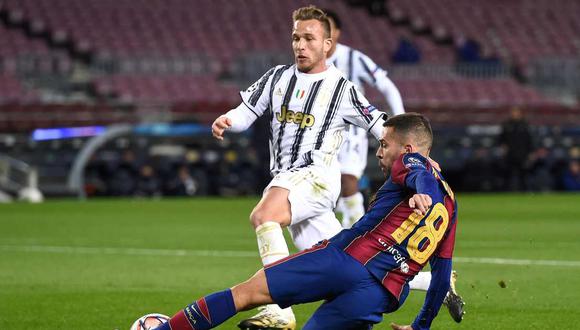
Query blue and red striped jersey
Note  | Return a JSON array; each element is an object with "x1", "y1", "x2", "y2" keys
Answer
[{"x1": 330, "y1": 152, "x2": 458, "y2": 301}]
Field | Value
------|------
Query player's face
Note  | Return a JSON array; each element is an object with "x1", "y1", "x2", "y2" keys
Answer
[
  {"x1": 292, "y1": 19, "x2": 332, "y2": 73},
  {"x1": 376, "y1": 127, "x2": 407, "y2": 177}
]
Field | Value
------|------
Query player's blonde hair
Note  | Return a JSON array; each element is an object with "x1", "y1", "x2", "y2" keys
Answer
[{"x1": 292, "y1": 5, "x2": 331, "y2": 38}]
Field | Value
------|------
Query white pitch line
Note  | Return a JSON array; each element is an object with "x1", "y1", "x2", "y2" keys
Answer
[
  {"x1": 1, "y1": 245, "x2": 580, "y2": 268},
  {"x1": 453, "y1": 256, "x2": 580, "y2": 267}
]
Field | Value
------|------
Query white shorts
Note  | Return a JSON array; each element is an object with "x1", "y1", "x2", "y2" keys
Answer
[
  {"x1": 265, "y1": 164, "x2": 343, "y2": 250},
  {"x1": 337, "y1": 125, "x2": 369, "y2": 178}
]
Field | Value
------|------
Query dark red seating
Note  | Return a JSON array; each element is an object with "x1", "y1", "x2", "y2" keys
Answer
[{"x1": 388, "y1": 0, "x2": 580, "y2": 67}]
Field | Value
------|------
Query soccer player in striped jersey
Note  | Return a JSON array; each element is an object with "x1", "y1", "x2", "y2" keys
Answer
[
  {"x1": 325, "y1": 9, "x2": 465, "y2": 323},
  {"x1": 153, "y1": 113, "x2": 456, "y2": 330},
  {"x1": 324, "y1": 9, "x2": 405, "y2": 230},
  {"x1": 211, "y1": 6, "x2": 387, "y2": 329}
]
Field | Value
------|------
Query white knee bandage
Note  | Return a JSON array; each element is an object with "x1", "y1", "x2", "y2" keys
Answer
[{"x1": 255, "y1": 221, "x2": 290, "y2": 266}]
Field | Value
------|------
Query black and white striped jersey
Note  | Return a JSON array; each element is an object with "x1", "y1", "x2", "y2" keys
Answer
[
  {"x1": 327, "y1": 43, "x2": 404, "y2": 116},
  {"x1": 225, "y1": 64, "x2": 386, "y2": 175}
]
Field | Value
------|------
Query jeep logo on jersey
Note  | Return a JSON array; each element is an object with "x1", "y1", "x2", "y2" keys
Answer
[{"x1": 276, "y1": 106, "x2": 315, "y2": 129}]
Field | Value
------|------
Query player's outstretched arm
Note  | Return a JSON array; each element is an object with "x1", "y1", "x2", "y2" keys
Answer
[
  {"x1": 212, "y1": 65, "x2": 281, "y2": 141},
  {"x1": 211, "y1": 102, "x2": 261, "y2": 140},
  {"x1": 377, "y1": 76, "x2": 405, "y2": 116},
  {"x1": 357, "y1": 53, "x2": 404, "y2": 116},
  {"x1": 211, "y1": 115, "x2": 232, "y2": 140},
  {"x1": 341, "y1": 83, "x2": 387, "y2": 139},
  {"x1": 411, "y1": 257, "x2": 452, "y2": 330}
]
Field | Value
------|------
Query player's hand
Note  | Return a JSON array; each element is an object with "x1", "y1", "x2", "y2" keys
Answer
[
  {"x1": 390, "y1": 323, "x2": 414, "y2": 330},
  {"x1": 409, "y1": 193, "x2": 432, "y2": 215},
  {"x1": 211, "y1": 115, "x2": 232, "y2": 140}
]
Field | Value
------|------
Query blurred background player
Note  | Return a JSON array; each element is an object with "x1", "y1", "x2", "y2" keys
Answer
[
  {"x1": 324, "y1": 9, "x2": 405, "y2": 229},
  {"x1": 498, "y1": 107, "x2": 533, "y2": 191},
  {"x1": 152, "y1": 113, "x2": 457, "y2": 330},
  {"x1": 211, "y1": 6, "x2": 387, "y2": 329},
  {"x1": 324, "y1": 9, "x2": 465, "y2": 323}
]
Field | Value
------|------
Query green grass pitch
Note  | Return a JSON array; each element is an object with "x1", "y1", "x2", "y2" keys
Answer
[{"x1": 1, "y1": 194, "x2": 579, "y2": 329}]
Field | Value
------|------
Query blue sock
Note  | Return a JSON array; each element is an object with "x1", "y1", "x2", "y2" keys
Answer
[{"x1": 154, "y1": 289, "x2": 236, "y2": 330}]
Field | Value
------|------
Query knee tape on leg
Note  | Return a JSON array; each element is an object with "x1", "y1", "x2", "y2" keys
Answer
[{"x1": 256, "y1": 221, "x2": 290, "y2": 266}]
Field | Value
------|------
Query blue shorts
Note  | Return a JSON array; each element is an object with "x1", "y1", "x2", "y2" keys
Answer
[{"x1": 264, "y1": 241, "x2": 408, "y2": 330}]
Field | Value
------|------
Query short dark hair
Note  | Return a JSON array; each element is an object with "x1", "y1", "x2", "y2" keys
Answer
[
  {"x1": 383, "y1": 113, "x2": 433, "y2": 150},
  {"x1": 292, "y1": 5, "x2": 331, "y2": 38},
  {"x1": 323, "y1": 9, "x2": 342, "y2": 30}
]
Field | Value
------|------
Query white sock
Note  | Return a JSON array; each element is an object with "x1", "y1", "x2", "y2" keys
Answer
[
  {"x1": 255, "y1": 221, "x2": 294, "y2": 318},
  {"x1": 409, "y1": 271, "x2": 432, "y2": 291},
  {"x1": 341, "y1": 192, "x2": 365, "y2": 228}
]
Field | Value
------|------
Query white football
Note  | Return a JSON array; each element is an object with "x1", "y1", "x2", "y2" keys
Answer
[{"x1": 130, "y1": 313, "x2": 170, "y2": 330}]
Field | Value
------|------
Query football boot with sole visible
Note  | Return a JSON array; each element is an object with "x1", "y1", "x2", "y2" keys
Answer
[
  {"x1": 443, "y1": 270, "x2": 466, "y2": 323},
  {"x1": 238, "y1": 304, "x2": 296, "y2": 330}
]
